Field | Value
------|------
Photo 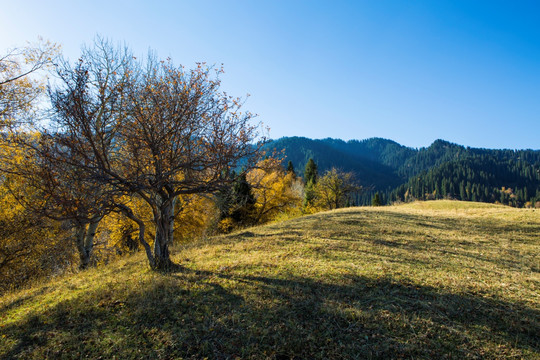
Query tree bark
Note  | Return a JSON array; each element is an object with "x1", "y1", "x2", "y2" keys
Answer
[
  {"x1": 74, "y1": 224, "x2": 87, "y2": 269},
  {"x1": 116, "y1": 203, "x2": 155, "y2": 268},
  {"x1": 74, "y1": 217, "x2": 101, "y2": 269},
  {"x1": 153, "y1": 196, "x2": 176, "y2": 270}
]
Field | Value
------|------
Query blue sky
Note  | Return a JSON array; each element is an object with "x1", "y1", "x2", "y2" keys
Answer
[{"x1": 2, "y1": 0, "x2": 539, "y2": 149}]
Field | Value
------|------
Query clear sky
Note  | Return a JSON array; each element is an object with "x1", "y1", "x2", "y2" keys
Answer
[{"x1": 2, "y1": 0, "x2": 539, "y2": 149}]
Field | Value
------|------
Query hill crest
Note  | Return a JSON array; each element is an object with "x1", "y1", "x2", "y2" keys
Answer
[
  {"x1": 2, "y1": 200, "x2": 538, "y2": 359},
  {"x1": 263, "y1": 136, "x2": 540, "y2": 207}
]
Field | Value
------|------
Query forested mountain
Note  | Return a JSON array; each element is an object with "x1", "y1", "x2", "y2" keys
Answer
[
  {"x1": 264, "y1": 137, "x2": 540, "y2": 207},
  {"x1": 391, "y1": 151, "x2": 540, "y2": 207},
  {"x1": 263, "y1": 137, "x2": 409, "y2": 189}
]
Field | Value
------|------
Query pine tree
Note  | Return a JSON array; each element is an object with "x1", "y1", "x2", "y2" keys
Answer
[
  {"x1": 302, "y1": 158, "x2": 318, "y2": 210},
  {"x1": 304, "y1": 158, "x2": 318, "y2": 185},
  {"x1": 216, "y1": 172, "x2": 256, "y2": 226},
  {"x1": 287, "y1": 160, "x2": 296, "y2": 178},
  {"x1": 229, "y1": 173, "x2": 256, "y2": 224},
  {"x1": 303, "y1": 181, "x2": 316, "y2": 210},
  {"x1": 372, "y1": 192, "x2": 381, "y2": 206}
]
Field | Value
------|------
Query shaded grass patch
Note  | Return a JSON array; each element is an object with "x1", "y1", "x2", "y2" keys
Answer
[{"x1": 1, "y1": 200, "x2": 539, "y2": 359}]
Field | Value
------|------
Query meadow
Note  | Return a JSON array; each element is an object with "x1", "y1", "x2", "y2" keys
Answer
[{"x1": 1, "y1": 200, "x2": 538, "y2": 359}]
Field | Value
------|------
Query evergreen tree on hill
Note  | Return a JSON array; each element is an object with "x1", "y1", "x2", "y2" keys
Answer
[
  {"x1": 304, "y1": 158, "x2": 318, "y2": 185},
  {"x1": 287, "y1": 160, "x2": 296, "y2": 178},
  {"x1": 303, "y1": 158, "x2": 318, "y2": 210},
  {"x1": 230, "y1": 173, "x2": 256, "y2": 225},
  {"x1": 372, "y1": 193, "x2": 381, "y2": 206}
]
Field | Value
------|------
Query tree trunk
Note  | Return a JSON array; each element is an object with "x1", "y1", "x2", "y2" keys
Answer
[
  {"x1": 117, "y1": 203, "x2": 155, "y2": 268},
  {"x1": 74, "y1": 217, "x2": 101, "y2": 269},
  {"x1": 153, "y1": 197, "x2": 176, "y2": 270}
]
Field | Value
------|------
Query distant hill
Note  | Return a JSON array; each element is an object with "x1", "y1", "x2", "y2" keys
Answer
[
  {"x1": 263, "y1": 137, "x2": 406, "y2": 189},
  {"x1": 264, "y1": 137, "x2": 540, "y2": 206}
]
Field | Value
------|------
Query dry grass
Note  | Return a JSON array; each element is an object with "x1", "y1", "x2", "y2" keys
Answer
[{"x1": 1, "y1": 200, "x2": 539, "y2": 359}]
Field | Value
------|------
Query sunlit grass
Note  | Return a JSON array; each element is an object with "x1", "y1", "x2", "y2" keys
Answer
[{"x1": 1, "y1": 200, "x2": 538, "y2": 359}]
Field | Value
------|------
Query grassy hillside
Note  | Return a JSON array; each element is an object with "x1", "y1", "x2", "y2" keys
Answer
[{"x1": 1, "y1": 201, "x2": 539, "y2": 359}]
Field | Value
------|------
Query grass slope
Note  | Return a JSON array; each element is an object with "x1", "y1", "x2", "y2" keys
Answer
[{"x1": 1, "y1": 200, "x2": 539, "y2": 359}]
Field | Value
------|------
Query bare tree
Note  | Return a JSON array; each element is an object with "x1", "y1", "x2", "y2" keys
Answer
[
  {"x1": 5, "y1": 37, "x2": 133, "y2": 269},
  {"x1": 47, "y1": 40, "x2": 261, "y2": 270},
  {"x1": 8, "y1": 136, "x2": 116, "y2": 269},
  {"x1": 0, "y1": 38, "x2": 59, "y2": 128}
]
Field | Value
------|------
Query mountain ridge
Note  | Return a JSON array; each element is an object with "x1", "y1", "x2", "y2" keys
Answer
[{"x1": 263, "y1": 136, "x2": 540, "y2": 206}]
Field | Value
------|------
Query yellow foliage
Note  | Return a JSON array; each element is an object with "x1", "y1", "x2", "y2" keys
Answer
[
  {"x1": 247, "y1": 160, "x2": 303, "y2": 224},
  {"x1": 97, "y1": 195, "x2": 152, "y2": 259},
  {"x1": 302, "y1": 202, "x2": 321, "y2": 215},
  {"x1": 313, "y1": 168, "x2": 358, "y2": 210},
  {"x1": 100, "y1": 193, "x2": 218, "y2": 258},
  {"x1": 174, "y1": 194, "x2": 218, "y2": 243},
  {"x1": 218, "y1": 217, "x2": 236, "y2": 234},
  {"x1": 0, "y1": 138, "x2": 74, "y2": 293},
  {"x1": 0, "y1": 38, "x2": 59, "y2": 128}
]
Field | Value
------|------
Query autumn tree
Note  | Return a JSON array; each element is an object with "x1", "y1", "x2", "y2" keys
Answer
[
  {"x1": 9, "y1": 134, "x2": 117, "y2": 269},
  {"x1": 248, "y1": 158, "x2": 303, "y2": 223},
  {"x1": 6, "y1": 38, "x2": 133, "y2": 269},
  {"x1": 0, "y1": 176, "x2": 73, "y2": 292},
  {"x1": 0, "y1": 38, "x2": 59, "y2": 129},
  {"x1": 0, "y1": 137, "x2": 74, "y2": 291},
  {"x1": 315, "y1": 168, "x2": 359, "y2": 210},
  {"x1": 47, "y1": 40, "x2": 261, "y2": 270}
]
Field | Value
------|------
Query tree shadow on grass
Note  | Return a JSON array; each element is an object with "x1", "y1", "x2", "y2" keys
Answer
[
  {"x1": 0, "y1": 286, "x2": 50, "y2": 314},
  {"x1": 207, "y1": 229, "x2": 307, "y2": 247},
  {"x1": 2, "y1": 268, "x2": 538, "y2": 359},
  {"x1": 324, "y1": 209, "x2": 540, "y2": 236},
  {"x1": 316, "y1": 211, "x2": 538, "y2": 273}
]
